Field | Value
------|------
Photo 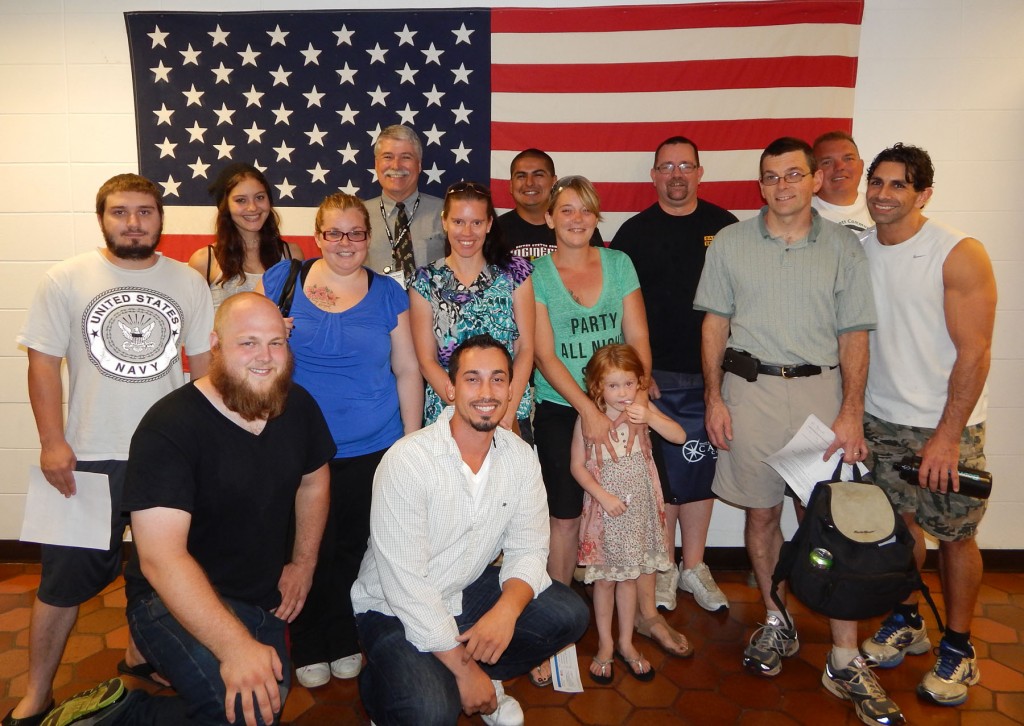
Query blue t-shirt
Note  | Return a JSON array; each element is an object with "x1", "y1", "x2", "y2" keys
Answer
[{"x1": 263, "y1": 260, "x2": 408, "y2": 457}]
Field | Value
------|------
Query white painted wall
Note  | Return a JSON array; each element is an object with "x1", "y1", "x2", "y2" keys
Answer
[{"x1": 1, "y1": 0, "x2": 1021, "y2": 548}]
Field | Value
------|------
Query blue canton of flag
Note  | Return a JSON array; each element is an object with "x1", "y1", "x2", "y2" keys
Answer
[{"x1": 125, "y1": 10, "x2": 491, "y2": 207}]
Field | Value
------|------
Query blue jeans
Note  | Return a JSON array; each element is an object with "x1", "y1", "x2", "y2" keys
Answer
[
  {"x1": 355, "y1": 566, "x2": 589, "y2": 726},
  {"x1": 112, "y1": 592, "x2": 290, "y2": 725}
]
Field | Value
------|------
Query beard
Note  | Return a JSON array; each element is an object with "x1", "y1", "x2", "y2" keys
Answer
[
  {"x1": 104, "y1": 228, "x2": 161, "y2": 260},
  {"x1": 466, "y1": 399, "x2": 504, "y2": 433},
  {"x1": 208, "y1": 349, "x2": 294, "y2": 422}
]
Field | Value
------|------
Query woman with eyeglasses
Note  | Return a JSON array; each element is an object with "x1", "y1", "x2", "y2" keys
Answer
[
  {"x1": 258, "y1": 193, "x2": 423, "y2": 690},
  {"x1": 189, "y1": 162, "x2": 303, "y2": 310},
  {"x1": 532, "y1": 176, "x2": 693, "y2": 666},
  {"x1": 409, "y1": 181, "x2": 535, "y2": 435}
]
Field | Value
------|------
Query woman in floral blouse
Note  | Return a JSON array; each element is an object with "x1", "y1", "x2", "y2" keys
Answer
[{"x1": 409, "y1": 181, "x2": 535, "y2": 437}]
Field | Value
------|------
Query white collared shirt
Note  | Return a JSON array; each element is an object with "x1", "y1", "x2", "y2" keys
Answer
[{"x1": 351, "y1": 407, "x2": 552, "y2": 653}]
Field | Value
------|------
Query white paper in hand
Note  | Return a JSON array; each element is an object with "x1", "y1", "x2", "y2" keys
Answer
[
  {"x1": 763, "y1": 415, "x2": 868, "y2": 506},
  {"x1": 20, "y1": 466, "x2": 111, "y2": 550}
]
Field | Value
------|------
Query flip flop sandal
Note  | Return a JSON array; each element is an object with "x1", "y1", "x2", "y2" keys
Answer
[
  {"x1": 635, "y1": 613, "x2": 694, "y2": 658},
  {"x1": 528, "y1": 663, "x2": 552, "y2": 688},
  {"x1": 615, "y1": 650, "x2": 655, "y2": 682},
  {"x1": 589, "y1": 657, "x2": 613, "y2": 685},
  {"x1": 117, "y1": 659, "x2": 171, "y2": 688}
]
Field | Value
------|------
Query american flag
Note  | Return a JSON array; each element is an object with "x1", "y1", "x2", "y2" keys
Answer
[{"x1": 125, "y1": 1, "x2": 863, "y2": 258}]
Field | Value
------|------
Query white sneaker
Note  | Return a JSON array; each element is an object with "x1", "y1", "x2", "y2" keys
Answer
[
  {"x1": 330, "y1": 653, "x2": 363, "y2": 679},
  {"x1": 655, "y1": 567, "x2": 679, "y2": 610},
  {"x1": 480, "y1": 680, "x2": 524, "y2": 726},
  {"x1": 295, "y1": 662, "x2": 331, "y2": 688},
  {"x1": 678, "y1": 561, "x2": 729, "y2": 612}
]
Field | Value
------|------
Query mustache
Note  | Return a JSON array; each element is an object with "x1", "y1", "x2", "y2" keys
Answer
[{"x1": 384, "y1": 169, "x2": 410, "y2": 178}]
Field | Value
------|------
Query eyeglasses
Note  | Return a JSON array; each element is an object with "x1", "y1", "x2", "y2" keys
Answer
[
  {"x1": 320, "y1": 229, "x2": 368, "y2": 243},
  {"x1": 654, "y1": 162, "x2": 698, "y2": 175},
  {"x1": 760, "y1": 171, "x2": 812, "y2": 186},
  {"x1": 445, "y1": 181, "x2": 491, "y2": 197}
]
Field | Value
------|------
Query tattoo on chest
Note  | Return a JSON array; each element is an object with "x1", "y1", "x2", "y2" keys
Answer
[{"x1": 307, "y1": 285, "x2": 337, "y2": 308}]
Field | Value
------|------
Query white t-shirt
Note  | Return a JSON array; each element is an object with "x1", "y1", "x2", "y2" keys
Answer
[
  {"x1": 17, "y1": 250, "x2": 214, "y2": 460},
  {"x1": 812, "y1": 194, "x2": 872, "y2": 233},
  {"x1": 861, "y1": 220, "x2": 987, "y2": 428}
]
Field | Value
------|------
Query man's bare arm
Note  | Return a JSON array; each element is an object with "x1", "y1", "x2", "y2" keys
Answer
[
  {"x1": 826, "y1": 330, "x2": 869, "y2": 462},
  {"x1": 701, "y1": 313, "x2": 732, "y2": 450},
  {"x1": 918, "y1": 237, "x2": 997, "y2": 492},
  {"x1": 133, "y1": 507, "x2": 283, "y2": 726},
  {"x1": 275, "y1": 463, "x2": 329, "y2": 622},
  {"x1": 27, "y1": 349, "x2": 76, "y2": 496}
]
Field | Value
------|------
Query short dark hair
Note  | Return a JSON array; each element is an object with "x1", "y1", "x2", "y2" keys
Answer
[
  {"x1": 812, "y1": 130, "x2": 858, "y2": 154},
  {"x1": 509, "y1": 148, "x2": 555, "y2": 176},
  {"x1": 761, "y1": 137, "x2": 817, "y2": 174},
  {"x1": 867, "y1": 143, "x2": 934, "y2": 192},
  {"x1": 448, "y1": 334, "x2": 513, "y2": 383},
  {"x1": 654, "y1": 136, "x2": 700, "y2": 167},
  {"x1": 95, "y1": 174, "x2": 163, "y2": 217}
]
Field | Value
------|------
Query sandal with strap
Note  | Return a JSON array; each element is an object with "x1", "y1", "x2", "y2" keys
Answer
[
  {"x1": 636, "y1": 613, "x2": 694, "y2": 658},
  {"x1": 528, "y1": 662, "x2": 552, "y2": 688},
  {"x1": 589, "y1": 657, "x2": 614, "y2": 685},
  {"x1": 615, "y1": 650, "x2": 655, "y2": 682}
]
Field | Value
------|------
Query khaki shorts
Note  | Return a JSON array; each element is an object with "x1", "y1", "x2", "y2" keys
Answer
[
  {"x1": 712, "y1": 367, "x2": 842, "y2": 509},
  {"x1": 864, "y1": 412, "x2": 987, "y2": 542}
]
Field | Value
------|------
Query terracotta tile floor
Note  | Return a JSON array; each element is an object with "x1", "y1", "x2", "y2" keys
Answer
[{"x1": 1, "y1": 563, "x2": 1022, "y2": 724}]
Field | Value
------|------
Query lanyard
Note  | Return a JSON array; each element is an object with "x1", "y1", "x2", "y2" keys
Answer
[{"x1": 379, "y1": 195, "x2": 420, "y2": 250}]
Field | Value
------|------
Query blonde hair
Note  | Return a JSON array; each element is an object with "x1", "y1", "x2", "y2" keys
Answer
[
  {"x1": 548, "y1": 175, "x2": 604, "y2": 222},
  {"x1": 315, "y1": 193, "x2": 372, "y2": 236}
]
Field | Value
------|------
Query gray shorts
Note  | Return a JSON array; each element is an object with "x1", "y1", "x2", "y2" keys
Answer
[
  {"x1": 38, "y1": 460, "x2": 130, "y2": 607},
  {"x1": 712, "y1": 367, "x2": 842, "y2": 509},
  {"x1": 864, "y1": 412, "x2": 987, "y2": 542}
]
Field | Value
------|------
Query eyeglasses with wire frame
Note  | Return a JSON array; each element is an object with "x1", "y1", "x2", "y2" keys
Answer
[
  {"x1": 760, "y1": 170, "x2": 813, "y2": 186},
  {"x1": 654, "y1": 162, "x2": 698, "y2": 175}
]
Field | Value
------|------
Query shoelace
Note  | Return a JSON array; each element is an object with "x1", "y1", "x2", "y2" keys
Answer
[
  {"x1": 844, "y1": 660, "x2": 888, "y2": 699},
  {"x1": 694, "y1": 565, "x2": 718, "y2": 591},
  {"x1": 933, "y1": 643, "x2": 969, "y2": 679},
  {"x1": 750, "y1": 622, "x2": 791, "y2": 653},
  {"x1": 874, "y1": 614, "x2": 907, "y2": 640}
]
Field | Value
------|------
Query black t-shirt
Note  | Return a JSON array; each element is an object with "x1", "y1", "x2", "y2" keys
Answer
[
  {"x1": 497, "y1": 209, "x2": 604, "y2": 261},
  {"x1": 611, "y1": 200, "x2": 738, "y2": 374},
  {"x1": 122, "y1": 382, "x2": 337, "y2": 611}
]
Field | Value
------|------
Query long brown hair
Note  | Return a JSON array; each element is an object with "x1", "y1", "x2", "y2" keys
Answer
[{"x1": 209, "y1": 163, "x2": 286, "y2": 286}]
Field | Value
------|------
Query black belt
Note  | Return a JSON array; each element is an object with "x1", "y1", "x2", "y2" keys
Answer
[{"x1": 757, "y1": 363, "x2": 826, "y2": 378}]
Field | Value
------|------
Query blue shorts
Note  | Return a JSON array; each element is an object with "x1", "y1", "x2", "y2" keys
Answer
[
  {"x1": 651, "y1": 370, "x2": 717, "y2": 505},
  {"x1": 38, "y1": 460, "x2": 130, "y2": 607}
]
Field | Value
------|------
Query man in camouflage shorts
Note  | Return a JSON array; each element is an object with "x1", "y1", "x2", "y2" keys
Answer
[{"x1": 859, "y1": 143, "x2": 997, "y2": 709}]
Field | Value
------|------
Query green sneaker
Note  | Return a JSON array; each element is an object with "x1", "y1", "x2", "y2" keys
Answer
[{"x1": 41, "y1": 679, "x2": 126, "y2": 726}]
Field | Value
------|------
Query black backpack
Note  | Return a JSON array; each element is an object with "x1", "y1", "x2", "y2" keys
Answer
[{"x1": 770, "y1": 462, "x2": 943, "y2": 631}]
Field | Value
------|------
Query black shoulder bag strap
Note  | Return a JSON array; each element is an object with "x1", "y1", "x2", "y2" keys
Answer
[{"x1": 276, "y1": 259, "x2": 302, "y2": 317}]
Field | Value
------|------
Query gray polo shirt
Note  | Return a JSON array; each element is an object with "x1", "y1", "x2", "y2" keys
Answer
[
  {"x1": 693, "y1": 207, "x2": 875, "y2": 367},
  {"x1": 364, "y1": 191, "x2": 445, "y2": 283}
]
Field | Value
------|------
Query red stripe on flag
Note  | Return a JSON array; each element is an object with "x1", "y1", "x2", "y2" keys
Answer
[
  {"x1": 491, "y1": 118, "x2": 853, "y2": 154},
  {"x1": 492, "y1": 57, "x2": 858, "y2": 93},
  {"x1": 159, "y1": 234, "x2": 318, "y2": 264},
  {"x1": 492, "y1": 1, "x2": 864, "y2": 33},
  {"x1": 490, "y1": 180, "x2": 763, "y2": 216}
]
